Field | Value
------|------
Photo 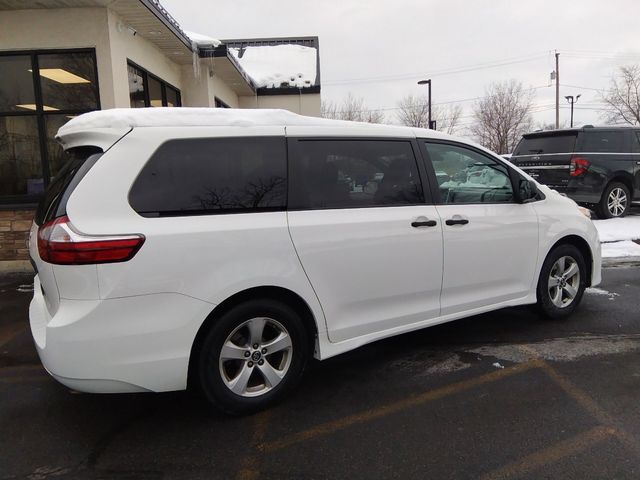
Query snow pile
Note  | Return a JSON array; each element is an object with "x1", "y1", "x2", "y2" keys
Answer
[
  {"x1": 601, "y1": 240, "x2": 640, "y2": 258},
  {"x1": 185, "y1": 30, "x2": 221, "y2": 48},
  {"x1": 229, "y1": 45, "x2": 317, "y2": 89},
  {"x1": 593, "y1": 215, "x2": 640, "y2": 242},
  {"x1": 57, "y1": 107, "x2": 375, "y2": 135}
]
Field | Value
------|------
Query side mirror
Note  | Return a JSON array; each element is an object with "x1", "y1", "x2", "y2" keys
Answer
[{"x1": 518, "y1": 179, "x2": 538, "y2": 203}]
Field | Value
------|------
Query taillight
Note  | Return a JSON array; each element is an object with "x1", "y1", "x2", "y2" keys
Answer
[
  {"x1": 37, "y1": 216, "x2": 145, "y2": 265},
  {"x1": 570, "y1": 156, "x2": 590, "y2": 177}
]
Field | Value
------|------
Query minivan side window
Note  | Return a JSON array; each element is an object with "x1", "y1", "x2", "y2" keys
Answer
[
  {"x1": 129, "y1": 137, "x2": 286, "y2": 217},
  {"x1": 580, "y1": 131, "x2": 626, "y2": 153},
  {"x1": 288, "y1": 139, "x2": 424, "y2": 210},
  {"x1": 424, "y1": 142, "x2": 514, "y2": 204}
]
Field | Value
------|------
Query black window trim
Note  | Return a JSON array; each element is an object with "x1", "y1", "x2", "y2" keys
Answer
[
  {"x1": 128, "y1": 135, "x2": 288, "y2": 218},
  {"x1": 286, "y1": 136, "x2": 433, "y2": 212},
  {"x1": 419, "y1": 138, "x2": 524, "y2": 206},
  {"x1": 0, "y1": 48, "x2": 101, "y2": 206},
  {"x1": 127, "y1": 59, "x2": 182, "y2": 108}
]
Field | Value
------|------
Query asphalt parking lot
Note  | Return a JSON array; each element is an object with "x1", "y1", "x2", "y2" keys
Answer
[{"x1": 2, "y1": 265, "x2": 640, "y2": 480}]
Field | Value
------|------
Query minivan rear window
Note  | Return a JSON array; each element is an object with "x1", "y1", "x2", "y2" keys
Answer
[
  {"x1": 513, "y1": 133, "x2": 577, "y2": 156},
  {"x1": 129, "y1": 137, "x2": 286, "y2": 217},
  {"x1": 35, "y1": 146, "x2": 103, "y2": 225}
]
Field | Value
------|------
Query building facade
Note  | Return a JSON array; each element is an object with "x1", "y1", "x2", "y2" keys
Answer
[{"x1": 0, "y1": 0, "x2": 321, "y2": 272}]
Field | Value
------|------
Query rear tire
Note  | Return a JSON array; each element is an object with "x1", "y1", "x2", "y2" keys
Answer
[
  {"x1": 536, "y1": 244, "x2": 587, "y2": 320},
  {"x1": 596, "y1": 182, "x2": 630, "y2": 218},
  {"x1": 198, "y1": 299, "x2": 309, "y2": 415}
]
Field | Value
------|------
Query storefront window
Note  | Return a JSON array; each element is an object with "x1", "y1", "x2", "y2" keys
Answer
[
  {"x1": 0, "y1": 56, "x2": 36, "y2": 112},
  {"x1": 0, "y1": 49, "x2": 99, "y2": 203},
  {"x1": 0, "y1": 116, "x2": 42, "y2": 197},
  {"x1": 128, "y1": 61, "x2": 181, "y2": 108},
  {"x1": 38, "y1": 52, "x2": 99, "y2": 111}
]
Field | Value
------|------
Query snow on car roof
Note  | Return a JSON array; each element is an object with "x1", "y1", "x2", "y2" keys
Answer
[
  {"x1": 229, "y1": 44, "x2": 317, "y2": 89},
  {"x1": 58, "y1": 108, "x2": 421, "y2": 134}
]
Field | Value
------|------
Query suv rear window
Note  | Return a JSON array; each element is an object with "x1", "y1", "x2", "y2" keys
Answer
[
  {"x1": 580, "y1": 130, "x2": 627, "y2": 153},
  {"x1": 129, "y1": 137, "x2": 286, "y2": 217},
  {"x1": 35, "y1": 146, "x2": 103, "y2": 225},
  {"x1": 513, "y1": 133, "x2": 577, "y2": 156}
]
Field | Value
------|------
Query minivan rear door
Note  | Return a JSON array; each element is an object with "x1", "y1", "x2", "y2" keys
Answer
[
  {"x1": 286, "y1": 130, "x2": 443, "y2": 343},
  {"x1": 510, "y1": 131, "x2": 578, "y2": 188}
]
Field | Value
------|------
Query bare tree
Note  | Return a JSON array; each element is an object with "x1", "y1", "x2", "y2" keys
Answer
[
  {"x1": 395, "y1": 94, "x2": 463, "y2": 134},
  {"x1": 470, "y1": 80, "x2": 534, "y2": 154},
  {"x1": 601, "y1": 64, "x2": 640, "y2": 125},
  {"x1": 321, "y1": 93, "x2": 385, "y2": 123}
]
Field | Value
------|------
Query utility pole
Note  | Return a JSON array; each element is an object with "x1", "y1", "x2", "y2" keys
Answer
[
  {"x1": 565, "y1": 94, "x2": 581, "y2": 127},
  {"x1": 417, "y1": 79, "x2": 434, "y2": 129},
  {"x1": 555, "y1": 51, "x2": 560, "y2": 129}
]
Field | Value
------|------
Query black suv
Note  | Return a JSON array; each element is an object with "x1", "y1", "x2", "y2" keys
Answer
[{"x1": 510, "y1": 126, "x2": 640, "y2": 218}]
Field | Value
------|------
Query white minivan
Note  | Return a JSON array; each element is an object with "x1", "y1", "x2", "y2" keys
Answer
[{"x1": 30, "y1": 108, "x2": 601, "y2": 414}]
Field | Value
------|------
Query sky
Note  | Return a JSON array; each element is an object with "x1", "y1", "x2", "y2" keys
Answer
[{"x1": 161, "y1": 0, "x2": 640, "y2": 132}]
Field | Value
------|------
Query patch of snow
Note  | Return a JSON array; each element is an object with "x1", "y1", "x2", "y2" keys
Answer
[
  {"x1": 601, "y1": 240, "x2": 640, "y2": 258},
  {"x1": 184, "y1": 30, "x2": 221, "y2": 48},
  {"x1": 57, "y1": 107, "x2": 392, "y2": 136},
  {"x1": 492, "y1": 362, "x2": 505, "y2": 369},
  {"x1": 229, "y1": 44, "x2": 317, "y2": 89},
  {"x1": 586, "y1": 287, "x2": 618, "y2": 297},
  {"x1": 593, "y1": 216, "x2": 640, "y2": 242}
]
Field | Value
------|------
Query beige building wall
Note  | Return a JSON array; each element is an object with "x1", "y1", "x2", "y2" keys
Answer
[
  {"x1": 106, "y1": 9, "x2": 184, "y2": 108},
  {"x1": 210, "y1": 74, "x2": 240, "y2": 108},
  {"x1": 0, "y1": 7, "x2": 116, "y2": 108},
  {"x1": 239, "y1": 93, "x2": 321, "y2": 116}
]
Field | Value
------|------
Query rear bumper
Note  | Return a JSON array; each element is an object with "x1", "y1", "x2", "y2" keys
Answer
[{"x1": 29, "y1": 276, "x2": 214, "y2": 393}]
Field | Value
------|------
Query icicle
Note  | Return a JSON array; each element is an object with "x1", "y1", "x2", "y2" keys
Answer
[{"x1": 191, "y1": 41, "x2": 201, "y2": 80}]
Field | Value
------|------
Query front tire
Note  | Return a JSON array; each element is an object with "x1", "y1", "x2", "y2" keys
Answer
[
  {"x1": 536, "y1": 244, "x2": 587, "y2": 319},
  {"x1": 198, "y1": 299, "x2": 309, "y2": 415},
  {"x1": 596, "y1": 182, "x2": 630, "y2": 218}
]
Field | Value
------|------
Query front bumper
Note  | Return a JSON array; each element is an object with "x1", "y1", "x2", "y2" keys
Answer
[{"x1": 29, "y1": 276, "x2": 214, "y2": 393}]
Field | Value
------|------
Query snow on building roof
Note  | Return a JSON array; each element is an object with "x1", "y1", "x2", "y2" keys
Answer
[
  {"x1": 229, "y1": 44, "x2": 318, "y2": 89},
  {"x1": 185, "y1": 30, "x2": 221, "y2": 48}
]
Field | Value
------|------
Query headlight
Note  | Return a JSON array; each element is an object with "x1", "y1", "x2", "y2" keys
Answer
[{"x1": 578, "y1": 206, "x2": 591, "y2": 219}]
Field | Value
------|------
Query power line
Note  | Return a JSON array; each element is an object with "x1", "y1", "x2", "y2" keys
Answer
[{"x1": 322, "y1": 52, "x2": 549, "y2": 86}]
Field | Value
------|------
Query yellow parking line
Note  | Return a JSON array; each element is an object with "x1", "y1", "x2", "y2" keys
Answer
[
  {"x1": 479, "y1": 425, "x2": 616, "y2": 480},
  {"x1": 519, "y1": 344, "x2": 640, "y2": 458},
  {"x1": 262, "y1": 360, "x2": 541, "y2": 454},
  {"x1": 235, "y1": 410, "x2": 272, "y2": 480}
]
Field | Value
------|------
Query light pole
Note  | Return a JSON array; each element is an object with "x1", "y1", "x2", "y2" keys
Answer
[
  {"x1": 565, "y1": 94, "x2": 581, "y2": 127},
  {"x1": 417, "y1": 79, "x2": 435, "y2": 129}
]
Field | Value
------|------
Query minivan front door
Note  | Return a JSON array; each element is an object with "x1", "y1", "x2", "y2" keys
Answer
[
  {"x1": 422, "y1": 141, "x2": 539, "y2": 316},
  {"x1": 286, "y1": 134, "x2": 443, "y2": 343}
]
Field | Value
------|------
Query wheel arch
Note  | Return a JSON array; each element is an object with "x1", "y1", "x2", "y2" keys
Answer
[
  {"x1": 605, "y1": 174, "x2": 633, "y2": 198},
  {"x1": 547, "y1": 234, "x2": 594, "y2": 287},
  {"x1": 187, "y1": 285, "x2": 319, "y2": 388}
]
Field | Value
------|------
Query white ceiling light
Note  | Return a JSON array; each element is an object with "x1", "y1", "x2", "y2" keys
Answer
[
  {"x1": 29, "y1": 68, "x2": 90, "y2": 84},
  {"x1": 16, "y1": 104, "x2": 59, "y2": 111}
]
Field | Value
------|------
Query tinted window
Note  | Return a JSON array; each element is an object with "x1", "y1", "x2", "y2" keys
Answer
[
  {"x1": 630, "y1": 131, "x2": 640, "y2": 153},
  {"x1": 130, "y1": 137, "x2": 286, "y2": 217},
  {"x1": 35, "y1": 146, "x2": 102, "y2": 225},
  {"x1": 425, "y1": 142, "x2": 514, "y2": 204},
  {"x1": 0, "y1": 55, "x2": 35, "y2": 112},
  {"x1": 580, "y1": 130, "x2": 626, "y2": 153},
  {"x1": 513, "y1": 133, "x2": 577, "y2": 155},
  {"x1": 289, "y1": 140, "x2": 424, "y2": 210}
]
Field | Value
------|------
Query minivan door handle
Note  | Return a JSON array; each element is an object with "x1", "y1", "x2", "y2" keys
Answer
[
  {"x1": 411, "y1": 218, "x2": 437, "y2": 228},
  {"x1": 445, "y1": 217, "x2": 469, "y2": 226}
]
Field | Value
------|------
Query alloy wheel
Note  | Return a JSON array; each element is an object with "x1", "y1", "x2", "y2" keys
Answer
[
  {"x1": 219, "y1": 317, "x2": 293, "y2": 397},
  {"x1": 547, "y1": 256, "x2": 581, "y2": 308},
  {"x1": 607, "y1": 187, "x2": 627, "y2": 217}
]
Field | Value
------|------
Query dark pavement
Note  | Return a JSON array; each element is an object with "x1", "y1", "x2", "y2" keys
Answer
[{"x1": 1, "y1": 266, "x2": 640, "y2": 480}]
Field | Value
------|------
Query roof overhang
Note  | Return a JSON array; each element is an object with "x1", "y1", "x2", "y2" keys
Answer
[
  {"x1": 200, "y1": 46, "x2": 256, "y2": 96},
  {"x1": 0, "y1": 0, "x2": 194, "y2": 65}
]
